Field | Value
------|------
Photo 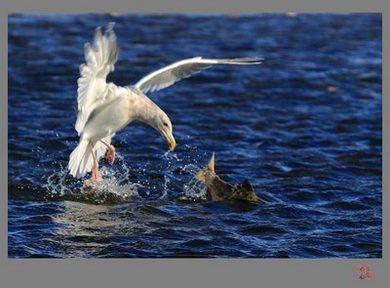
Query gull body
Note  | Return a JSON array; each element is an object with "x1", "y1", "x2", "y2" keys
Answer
[
  {"x1": 81, "y1": 86, "x2": 159, "y2": 143},
  {"x1": 68, "y1": 23, "x2": 262, "y2": 182}
]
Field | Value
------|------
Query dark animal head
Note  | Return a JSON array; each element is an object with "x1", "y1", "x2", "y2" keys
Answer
[{"x1": 233, "y1": 180, "x2": 262, "y2": 203}]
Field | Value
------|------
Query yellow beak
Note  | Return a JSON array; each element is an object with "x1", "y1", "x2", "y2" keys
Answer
[{"x1": 165, "y1": 132, "x2": 176, "y2": 151}]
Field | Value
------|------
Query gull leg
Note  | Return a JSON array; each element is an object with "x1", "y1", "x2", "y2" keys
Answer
[
  {"x1": 100, "y1": 139, "x2": 116, "y2": 165},
  {"x1": 90, "y1": 143, "x2": 101, "y2": 183}
]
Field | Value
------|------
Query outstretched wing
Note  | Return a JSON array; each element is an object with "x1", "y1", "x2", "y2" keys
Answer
[
  {"x1": 134, "y1": 57, "x2": 263, "y2": 94},
  {"x1": 75, "y1": 23, "x2": 119, "y2": 135}
]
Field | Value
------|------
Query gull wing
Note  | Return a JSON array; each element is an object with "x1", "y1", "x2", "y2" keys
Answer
[
  {"x1": 75, "y1": 23, "x2": 119, "y2": 135},
  {"x1": 134, "y1": 57, "x2": 263, "y2": 94}
]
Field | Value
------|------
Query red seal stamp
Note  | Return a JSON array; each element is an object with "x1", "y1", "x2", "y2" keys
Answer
[{"x1": 356, "y1": 265, "x2": 373, "y2": 280}]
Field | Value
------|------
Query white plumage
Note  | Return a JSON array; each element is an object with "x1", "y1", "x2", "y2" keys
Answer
[
  {"x1": 68, "y1": 23, "x2": 262, "y2": 182},
  {"x1": 134, "y1": 56, "x2": 263, "y2": 93}
]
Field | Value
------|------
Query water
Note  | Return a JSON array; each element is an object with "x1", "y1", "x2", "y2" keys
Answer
[{"x1": 8, "y1": 13, "x2": 382, "y2": 258}]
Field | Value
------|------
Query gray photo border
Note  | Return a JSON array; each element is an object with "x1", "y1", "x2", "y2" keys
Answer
[{"x1": 1, "y1": 1, "x2": 388, "y2": 288}]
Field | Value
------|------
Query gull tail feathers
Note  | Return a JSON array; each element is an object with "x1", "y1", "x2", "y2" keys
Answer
[{"x1": 68, "y1": 139, "x2": 94, "y2": 178}]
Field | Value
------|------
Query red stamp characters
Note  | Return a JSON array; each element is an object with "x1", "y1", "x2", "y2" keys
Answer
[{"x1": 356, "y1": 265, "x2": 373, "y2": 280}]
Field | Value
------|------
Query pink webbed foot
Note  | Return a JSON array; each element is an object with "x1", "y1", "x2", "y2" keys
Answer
[{"x1": 106, "y1": 145, "x2": 116, "y2": 165}]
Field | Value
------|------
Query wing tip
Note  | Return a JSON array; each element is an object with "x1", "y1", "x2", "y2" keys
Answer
[
  {"x1": 94, "y1": 26, "x2": 103, "y2": 38},
  {"x1": 107, "y1": 22, "x2": 116, "y2": 32},
  {"x1": 229, "y1": 57, "x2": 264, "y2": 64}
]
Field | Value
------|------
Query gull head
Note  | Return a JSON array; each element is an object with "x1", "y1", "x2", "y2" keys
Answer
[{"x1": 153, "y1": 111, "x2": 176, "y2": 151}]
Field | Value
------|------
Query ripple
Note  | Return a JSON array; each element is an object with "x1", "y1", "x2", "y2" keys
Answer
[
  {"x1": 322, "y1": 200, "x2": 370, "y2": 211},
  {"x1": 239, "y1": 225, "x2": 287, "y2": 235},
  {"x1": 134, "y1": 204, "x2": 173, "y2": 217},
  {"x1": 8, "y1": 13, "x2": 382, "y2": 258}
]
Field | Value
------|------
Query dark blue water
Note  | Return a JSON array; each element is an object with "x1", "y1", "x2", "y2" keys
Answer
[{"x1": 8, "y1": 13, "x2": 382, "y2": 258}]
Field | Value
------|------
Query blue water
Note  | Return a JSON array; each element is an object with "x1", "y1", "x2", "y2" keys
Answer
[{"x1": 8, "y1": 13, "x2": 382, "y2": 258}]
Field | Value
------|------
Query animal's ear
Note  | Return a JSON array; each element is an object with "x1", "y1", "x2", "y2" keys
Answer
[
  {"x1": 240, "y1": 180, "x2": 255, "y2": 192},
  {"x1": 208, "y1": 152, "x2": 216, "y2": 173}
]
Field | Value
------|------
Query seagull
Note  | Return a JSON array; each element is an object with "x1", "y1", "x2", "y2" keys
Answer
[{"x1": 68, "y1": 23, "x2": 262, "y2": 183}]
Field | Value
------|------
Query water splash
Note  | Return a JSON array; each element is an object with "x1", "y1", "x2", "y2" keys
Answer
[
  {"x1": 180, "y1": 163, "x2": 201, "y2": 174},
  {"x1": 181, "y1": 163, "x2": 207, "y2": 201},
  {"x1": 183, "y1": 177, "x2": 207, "y2": 199},
  {"x1": 80, "y1": 174, "x2": 141, "y2": 205},
  {"x1": 43, "y1": 155, "x2": 142, "y2": 205},
  {"x1": 160, "y1": 153, "x2": 207, "y2": 201},
  {"x1": 43, "y1": 162, "x2": 77, "y2": 198},
  {"x1": 42, "y1": 146, "x2": 207, "y2": 204},
  {"x1": 163, "y1": 150, "x2": 181, "y2": 162},
  {"x1": 159, "y1": 175, "x2": 170, "y2": 199}
]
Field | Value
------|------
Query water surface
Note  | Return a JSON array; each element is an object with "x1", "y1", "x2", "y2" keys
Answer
[{"x1": 8, "y1": 13, "x2": 382, "y2": 258}]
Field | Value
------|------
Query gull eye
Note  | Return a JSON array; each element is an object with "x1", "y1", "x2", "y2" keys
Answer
[{"x1": 163, "y1": 122, "x2": 169, "y2": 127}]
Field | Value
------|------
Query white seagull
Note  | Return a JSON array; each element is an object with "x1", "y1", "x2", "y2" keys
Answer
[{"x1": 68, "y1": 23, "x2": 262, "y2": 183}]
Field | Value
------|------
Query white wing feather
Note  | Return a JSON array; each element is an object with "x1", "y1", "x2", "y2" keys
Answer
[
  {"x1": 75, "y1": 23, "x2": 119, "y2": 135},
  {"x1": 134, "y1": 57, "x2": 263, "y2": 94}
]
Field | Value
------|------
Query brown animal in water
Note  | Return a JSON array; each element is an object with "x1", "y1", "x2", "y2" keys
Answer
[{"x1": 196, "y1": 153, "x2": 262, "y2": 204}]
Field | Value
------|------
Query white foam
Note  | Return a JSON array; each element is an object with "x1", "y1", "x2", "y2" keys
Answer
[{"x1": 43, "y1": 155, "x2": 141, "y2": 204}]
